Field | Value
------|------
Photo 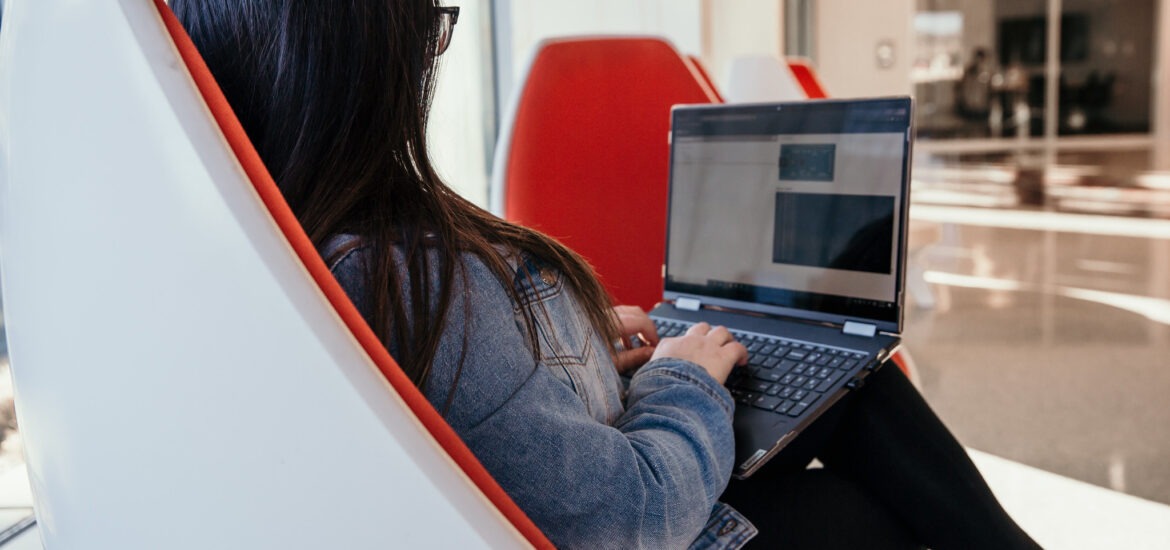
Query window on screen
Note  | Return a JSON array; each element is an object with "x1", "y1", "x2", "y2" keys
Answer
[{"x1": 772, "y1": 192, "x2": 895, "y2": 274}]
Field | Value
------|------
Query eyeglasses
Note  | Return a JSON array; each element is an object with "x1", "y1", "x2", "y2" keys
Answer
[{"x1": 435, "y1": 6, "x2": 460, "y2": 56}]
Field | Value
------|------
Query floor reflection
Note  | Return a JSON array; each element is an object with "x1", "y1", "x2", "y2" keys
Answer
[{"x1": 906, "y1": 211, "x2": 1170, "y2": 505}]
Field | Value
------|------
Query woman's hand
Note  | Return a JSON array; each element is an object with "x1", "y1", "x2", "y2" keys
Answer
[
  {"x1": 651, "y1": 322, "x2": 747, "y2": 385},
  {"x1": 612, "y1": 305, "x2": 660, "y2": 374}
]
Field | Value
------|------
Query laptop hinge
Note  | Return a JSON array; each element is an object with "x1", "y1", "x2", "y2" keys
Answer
[
  {"x1": 675, "y1": 297, "x2": 702, "y2": 312},
  {"x1": 842, "y1": 321, "x2": 877, "y2": 337}
]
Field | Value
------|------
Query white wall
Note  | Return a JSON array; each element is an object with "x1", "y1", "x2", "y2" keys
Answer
[
  {"x1": 700, "y1": 0, "x2": 785, "y2": 93},
  {"x1": 507, "y1": 0, "x2": 704, "y2": 85},
  {"x1": 815, "y1": 0, "x2": 914, "y2": 98}
]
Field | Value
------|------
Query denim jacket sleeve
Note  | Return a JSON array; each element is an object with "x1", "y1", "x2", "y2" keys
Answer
[{"x1": 326, "y1": 237, "x2": 739, "y2": 549}]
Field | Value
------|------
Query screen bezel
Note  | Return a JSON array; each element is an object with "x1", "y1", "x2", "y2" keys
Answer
[{"x1": 662, "y1": 97, "x2": 914, "y2": 334}]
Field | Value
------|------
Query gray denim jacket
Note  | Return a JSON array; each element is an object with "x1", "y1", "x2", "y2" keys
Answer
[{"x1": 324, "y1": 235, "x2": 757, "y2": 549}]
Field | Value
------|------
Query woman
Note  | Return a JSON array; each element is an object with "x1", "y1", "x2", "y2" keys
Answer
[{"x1": 172, "y1": 1, "x2": 1040, "y2": 548}]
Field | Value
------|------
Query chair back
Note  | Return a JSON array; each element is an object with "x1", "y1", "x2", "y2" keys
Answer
[
  {"x1": 492, "y1": 37, "x2": 720, "y2": 310},
  {"x1": 0, "y1": 1, "x2": 548, "y2": 547}
]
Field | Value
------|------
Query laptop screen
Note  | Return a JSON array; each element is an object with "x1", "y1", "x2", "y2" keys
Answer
[{"x1": 664, "y1": 98, "x2": 912, "y2": 331}]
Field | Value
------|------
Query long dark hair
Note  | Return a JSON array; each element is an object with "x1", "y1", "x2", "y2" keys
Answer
[{"x1": 172, "y1": 0, "x2": 620, "y2": 390}]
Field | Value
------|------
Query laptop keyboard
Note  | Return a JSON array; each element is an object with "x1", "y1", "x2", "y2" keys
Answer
[{"x1": 652, "y1": 319, "x2": 871, "y2": 419}]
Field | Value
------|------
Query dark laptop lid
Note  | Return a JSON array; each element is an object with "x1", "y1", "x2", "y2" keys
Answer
[{"x1": 663, "y1": 98, "x2": 914, "y2": 334}]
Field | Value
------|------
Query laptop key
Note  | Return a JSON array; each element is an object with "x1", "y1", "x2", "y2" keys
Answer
[
  {"x1": 787, "y1": 399, "x2": 815, "y2": 417},
  {"x1": 787, "y1": 350, "x2": 808, "y2": 361},
  {"x1": 791, "y1": 363, "x2": 807, "y2": 375},
  {"x1": 765, "y1": 384, "x2": 782, "y2": 396},
  {"x1": 816, "y1": 372, "x2": 844, "y2": 392},
  {"x1": 802, "y1": 378, "x2": 820, "y2": 391},
  {"x1": 754, "y1": 370, "x2": 782, "y2": 383},
  {"x1": 762, "y1": 357, "x2": 780, "y2": 368},
  {"x1": 778, "y1": 360, "x2": 797, "y2": 372},
  {"x1": 791, "y1": 389, "x2": 809, "y2": 401},
  {"x1": 775, "y1": 400, "x2": 796, "y2": 414},
  {"x1": 753, "y1": 395, "x2": 783, "y2": 411},
  {"x1": 778, "y1": 386, "x2": 795, "y2": 399},
  {"x1": 732, "y1": 379, "x2": 765, "y2": 393},
  {"x1": 737, "y1": 392, "x2": 760, "y2": 405},
  {"x1": 841, "y1": 360, "x2": 858, "y2": 370}
]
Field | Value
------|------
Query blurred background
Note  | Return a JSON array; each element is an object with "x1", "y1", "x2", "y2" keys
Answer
[{"x1": 0, "y1": 0, "x2": 1167, "y2": 547}]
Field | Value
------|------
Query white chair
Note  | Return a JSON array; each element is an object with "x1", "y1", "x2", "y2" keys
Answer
[
  {"x1": 726, "y1": 55, "x2": 811, "y2": 103},
  {"x1": 0, "y1": 1, "x2": 547, "y2": 547}
]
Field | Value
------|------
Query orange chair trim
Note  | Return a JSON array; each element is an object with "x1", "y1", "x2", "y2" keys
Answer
[
  {"x1": 786, "y1": 59, "x2": 829, "y2": 99},
  {"x1": 684, "y1": 55, "x2": 723, "y2": 103},
  {"x1": 152, "y1": 2, "x2": 552, "y2": 547}
]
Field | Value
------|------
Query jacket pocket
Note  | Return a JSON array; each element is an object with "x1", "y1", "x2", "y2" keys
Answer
[{"x1": 513, "y1": 256, "x2": 597, "y2": 409}]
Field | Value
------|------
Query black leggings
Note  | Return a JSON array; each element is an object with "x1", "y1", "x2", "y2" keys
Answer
[{"x1": 720, "y1": 364, "x2": 1041, "y2": 549}]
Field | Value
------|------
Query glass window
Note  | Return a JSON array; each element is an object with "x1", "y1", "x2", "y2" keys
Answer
[
  {"x1": 913, "y1": 0, "x2": 1155, "y2": 140},
  {"x1": 1056, "y1": 0, "x2": 1155, "y2": 136},
  {"x1": 429, "y1": 2, "x2": 495, "y2": 207},
  {"x1": 914, "y1": 0, "x2": 1049, "y2": 139}
]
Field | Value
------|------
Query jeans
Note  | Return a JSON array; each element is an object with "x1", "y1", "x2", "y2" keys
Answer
[{"x1": 721, "y1": 364, "x2": 1042, "y2": 549}]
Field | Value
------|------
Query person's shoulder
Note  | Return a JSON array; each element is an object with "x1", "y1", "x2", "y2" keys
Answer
[
  {"x1": 321, "y1": 233, "x2": 369, "y2": 272},
  {"x1": 321, "y1": 233, "x2": 521, "y2": 298},
  {"x1": 321, "y1": 234, "x2": 376, "y2": 319}
]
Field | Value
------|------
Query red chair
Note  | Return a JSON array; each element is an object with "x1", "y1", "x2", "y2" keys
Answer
[{"x1": 493, "y1": 37, "x2": 721, "y2": 311}]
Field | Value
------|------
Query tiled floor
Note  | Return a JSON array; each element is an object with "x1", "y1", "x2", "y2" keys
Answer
[{"x1": 905, "y1": 206, "x2": 1170, "y2": 505}]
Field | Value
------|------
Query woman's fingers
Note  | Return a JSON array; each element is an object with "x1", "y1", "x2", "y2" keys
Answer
[
  {"x1": 686, "y1": 322, "x2": 711, "y2": 336},
  {"x1": 612, "y1": 306, "x2": 658, "y2": 344},
  {"x1": 722, "y1": 340, "x2": 750, "y2": 366},
  {"x1": 707, "y1": 325, "x2": 734, "y2": 345},
  {"x1": 649, "y1": 322, "x2": 746, "y2": 384},
  {"x1": 614, "y1": 305, "x2": 659, "y2": 345}
]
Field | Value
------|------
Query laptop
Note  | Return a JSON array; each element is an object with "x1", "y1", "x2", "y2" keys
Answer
[{"x1": 648, "y1": 97, "x2": 914, "y2": 479}]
